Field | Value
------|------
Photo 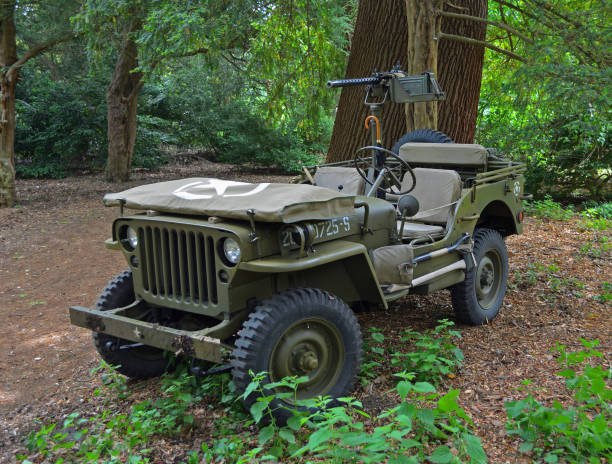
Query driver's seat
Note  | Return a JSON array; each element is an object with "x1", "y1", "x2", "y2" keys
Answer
[
  {"x1": 313, "y1": 166, "x2": 366, "y2": 195},
  {"x1": 398, "y1": 168, "x2": 462, "y2": 240}
]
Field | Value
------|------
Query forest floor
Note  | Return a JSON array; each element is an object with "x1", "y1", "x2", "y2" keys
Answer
[{"x1": 0, "y1": 160, "x2": 610, "y2": 463}]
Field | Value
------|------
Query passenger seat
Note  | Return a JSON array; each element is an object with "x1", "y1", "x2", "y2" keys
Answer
[{"x1": 398, "y1": 168, "x2": 461, "y2": 240}]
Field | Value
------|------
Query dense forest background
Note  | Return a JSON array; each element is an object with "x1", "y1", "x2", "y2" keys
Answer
[{"x1": 12, "y1": 0, "x2": 612, "y2": 199}]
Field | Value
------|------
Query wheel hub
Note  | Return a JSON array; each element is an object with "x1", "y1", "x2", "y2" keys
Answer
[
  {"x1": 269, "y1": 318, "x2": 344, "y2": 400},
  {"x1": 298, "y1": 351, "x2": 319, "y2": 372},
  {"x1": 475, "y1": 251, "x2": 502, "y2": 310}
]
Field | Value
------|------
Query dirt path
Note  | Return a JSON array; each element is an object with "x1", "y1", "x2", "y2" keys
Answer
[{"x1": 1, "y1": 162, "x2": 610, "y2": 463}]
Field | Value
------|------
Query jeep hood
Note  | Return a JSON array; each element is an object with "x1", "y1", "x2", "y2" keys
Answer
[{"x1": 103, "y1": 178, "x2": 356, "y2": 223}]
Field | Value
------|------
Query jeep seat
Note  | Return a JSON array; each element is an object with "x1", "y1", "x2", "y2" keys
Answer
[
  {"x1": 313, "y1": 166, "x2": 366, "y2": 195},
  {"x1": 397, "y1": 168, "x2": 461, "y2": 240},
  {"x1": 398, "y1": 143, "x2": 487, "y2": 169}
]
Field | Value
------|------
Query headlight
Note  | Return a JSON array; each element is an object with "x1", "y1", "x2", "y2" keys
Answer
[
  {"x1": 222, "y1": 238, "x2": 241, "y2": 265},
  {"x1": 126, "y1": 227, "x2": 138, "y2": 249},
  {"x1": 120, "y1": 225, "x2": 138, "y2": 250}
]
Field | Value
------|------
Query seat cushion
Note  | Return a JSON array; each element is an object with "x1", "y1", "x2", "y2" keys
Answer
[
  {"x1": 398, "y1": 143, "x2": 487, "y2": 168},
  {"x1": 313, "y1": 166, "x2": 365, "y2": 195},
  {"x1": 400, "y1": 168, "x2": 461, "y2": 225},
  {"x1": 397, "y1": 221, "x2": 444, "y2": 239}
]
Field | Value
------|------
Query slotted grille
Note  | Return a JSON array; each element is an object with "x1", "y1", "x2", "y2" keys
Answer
[{"x1": 137, "y1": 226, "x2": 218, "y2": 306}]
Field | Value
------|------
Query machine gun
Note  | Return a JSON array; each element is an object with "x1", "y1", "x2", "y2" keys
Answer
[{"x1": 326, "y1": 66, "x2": 446, "y2": 104}]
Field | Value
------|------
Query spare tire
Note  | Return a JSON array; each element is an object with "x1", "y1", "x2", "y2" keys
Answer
[{"x1": 392, "y1": 129, "x2": 454, "y2": 154}]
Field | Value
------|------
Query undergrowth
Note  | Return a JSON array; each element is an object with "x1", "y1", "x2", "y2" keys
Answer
[
  {"x1": 360, "y1": 319, "x2": 464, "y2": 386},
  {"x1": 506, "y1": 339, "x2": 612, "y2": 463},
  {"x1": 19, "y1": 334, "x2": 610, "y2": 464}
]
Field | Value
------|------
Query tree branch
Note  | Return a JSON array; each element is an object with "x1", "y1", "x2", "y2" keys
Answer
[
  {"x1": 6, "y1": 33, "x2": 74, "y2": 79},
  {"x1": 438, "y1": 32, "x2": 526, "y2": 62},
  {"x1": 488, "y1": 0, "x2": 539, "y2": 21},
  {"x1": 435, "y1": 9, "x2": 533, "y2": 43}
]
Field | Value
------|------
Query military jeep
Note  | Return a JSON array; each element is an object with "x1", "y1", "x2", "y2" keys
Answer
[{"x1": 69, "y1": 69, "x2": 527, "y2": 422}]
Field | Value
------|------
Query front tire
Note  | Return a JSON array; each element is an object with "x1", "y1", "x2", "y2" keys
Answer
[
  {"x1": 451, "y1": 229, "x2": 508, "y2": 325},
  {"x1": 93, "y1": 270, "x2": 171, "y2": 379},
  {"x1": 232, "y1": 288, "x2": 362, "y2": 424}
]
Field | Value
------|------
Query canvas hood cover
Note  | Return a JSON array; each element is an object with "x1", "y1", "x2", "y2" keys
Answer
[{"x1": 103, "y1": 178, "x2": 356, "y2": 223}]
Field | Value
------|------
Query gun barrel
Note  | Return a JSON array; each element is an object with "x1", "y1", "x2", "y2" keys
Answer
[{"x1": 326, "y1": 76, "x2": 382, "y2": 88}]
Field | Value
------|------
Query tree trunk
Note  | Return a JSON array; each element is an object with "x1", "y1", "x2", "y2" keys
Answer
[
  {"x1": 437, "y1": 0, "x2": 488, "y2": 143},
  {"x1": 326, "y1": 0, "x2": 409, "y2": 163},
  {"x1": 0, "y1": 1, "x2": 17, "y2": 207},
  {"x1": 404, "y1": 0, "x2": 443, "y2": 132},
  {"x1": 105, "y1": 21, "x2": 143, "y2": 182}
]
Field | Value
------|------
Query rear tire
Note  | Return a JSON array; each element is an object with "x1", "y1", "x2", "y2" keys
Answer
[
  {"x1": 93, "y1": 270, "x2": 171, "y2": 379},
  {"x1": 232, "y1": 288, "x2": 362, "y2": 425},
  {"x1": 392, "y1": 129, "x2": 454, "y2": 154},
  {"x1": 451, "y1": 229, "x2": 508, "y2": 325}
]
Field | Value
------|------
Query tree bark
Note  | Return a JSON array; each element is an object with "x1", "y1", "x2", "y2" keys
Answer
[
  {"x1": 326, "y1": 0, "x2": 409, "y2": 163},
  {"x1": 105, "y1": 21, "x2": 143, "y2": 182},
  {"x1": 437, "y1": 0, "x2": 488, "y2": 143},
  {"x1": 0, "y1": 1, "x2": 18, "y2": 207},
  {"x1": 405, "y1": 0, "x2": 443, "y2": 132}
]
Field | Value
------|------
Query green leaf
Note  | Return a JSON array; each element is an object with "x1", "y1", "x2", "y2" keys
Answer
[
  {"x1": 544, "y1": 453, "x2": 559, "y2": 463},
  {"x1": 286, "y1": 415, "x2": 301, "y2": 431},
  {"x1": 518, "y1": 442, "x2": 533, "y2": 453},
  {"x1": 462, "y1": 434, "x2": 487, "y2": 464},
  {"x1": 250, "y1": 401, "x2": 268, "y2": 424},
  {"x1": 427, "y1": 445, "x2": 453, "y2": 463},
  {"x1": 278, "y1": 427, "x2": 295, "y2": 444},
  {"x1": 397, "y1": 381, "x2": 412, "y2": 399},
  {"x1": 413, "y1": 382, "x2": 436, "y2": 393},
  {"x1": 307, "y1": 427, "x2": 333, "y2": 449},
  {"x1": 258, "y1": 425, "x2": 275, "y2": 445}
]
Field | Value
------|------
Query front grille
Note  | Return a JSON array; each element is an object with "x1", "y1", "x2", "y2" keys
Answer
[{"x1": 137, "y1": 226, "x2": 218, "y2": 306}]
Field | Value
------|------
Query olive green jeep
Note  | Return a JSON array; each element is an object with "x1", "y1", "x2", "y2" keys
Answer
[{"x1": 69, "y1": 69, "x2": 528, "y2": 422}]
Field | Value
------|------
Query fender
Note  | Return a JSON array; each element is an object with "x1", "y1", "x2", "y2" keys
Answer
[{"x1": 238, "y1": 240, "x2": 387, "y2": 308}]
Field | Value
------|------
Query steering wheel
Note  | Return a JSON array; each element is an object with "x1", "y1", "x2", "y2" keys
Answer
[{"x1": 353, "y1": 146, "x2": 416, "y2": 195}]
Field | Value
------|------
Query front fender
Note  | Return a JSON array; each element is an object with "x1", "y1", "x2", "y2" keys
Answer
[{"x1": 238, "y1": 240, "x2": 386, "y2": 308}]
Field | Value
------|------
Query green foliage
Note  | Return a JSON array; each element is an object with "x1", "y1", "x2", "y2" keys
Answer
[
  {"x1": 579, "y1": 236, "x2": 611, "y2": 259},
  {"x1": 15, "y1": 69, "x2": 107, "y2": 178},
  {"x1": 524, "y1": 196, "x2": 575, "y2": 220},
  {"x1": 477, "y1": 0, "x2": 611, "y2": 199},
  {"x1": 20, "y1": 361, "x2": 233, "y2": 463},
  {"x1": 390, "y1": 320, "x2": 464, "y2": 385},
  {"x1": 582, "y1": 201, "x2": 612, "y2": 220},
  {"x1": 360, "y1": 321, "x2": 463, "y2": 386},
  {"x1": 593, "y1": 282, "x2": 612, "y2": 306},
  {"x1": 511, "y1": 261, "x2": 585, "y2": 300},
  {"x1": 505, "y1": 339, "x2": 612, "y2": 463},
  {"x1": 193, "y1": 370, "x2": 486, "y2": 463}
]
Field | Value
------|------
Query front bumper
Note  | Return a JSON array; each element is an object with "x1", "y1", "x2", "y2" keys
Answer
[{"x1": 69, "y1": 302, "x2": 230, "y2": 362}]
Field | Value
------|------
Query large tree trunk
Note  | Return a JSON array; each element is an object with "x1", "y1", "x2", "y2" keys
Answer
[
  {"x1": 326, "y1": 0, "x2": 408, "y2": 163},
  {"x1": 404, "y1": 0, "x2": 443, "y2": 132},
  {"x1": 105, "y1": 21, "x2": 143, "y2": 182},
  {"x1": 327, "y1": 0, "x2": 487, "y2": 163},
  {"x1": 0, "y1": 1, "x2": 17, "y2": 207},
  {"x1": 437, "y1": 0, "x2": 488, "y2": 143}
]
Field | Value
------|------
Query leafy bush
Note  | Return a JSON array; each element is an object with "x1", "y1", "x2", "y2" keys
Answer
[
  {"x1": 15, "y1": 70, "x2": 108, "y2": 178},
  {"x1": 146, "y1": 63, "x2": 327, "y2": 172},
  {"x1": 210, "y1": 371, "x2": 487, "y2": 464},
  {"x1": 360, "y1": 320, "x2": 463, "y2": 386},
  {"x1": 524, "y1": 196, "x2": 575, "y2": 220},
  {"x1": 505, "y1": 339, "x2": 612, "y2": 463}
]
